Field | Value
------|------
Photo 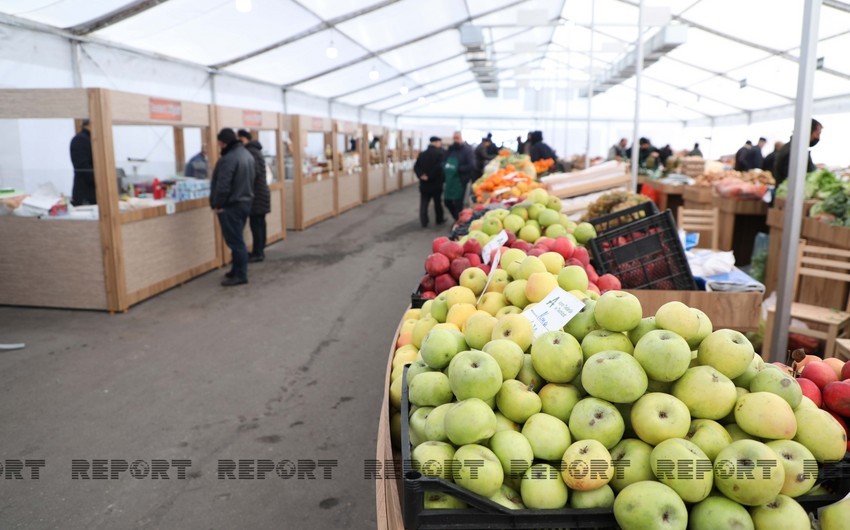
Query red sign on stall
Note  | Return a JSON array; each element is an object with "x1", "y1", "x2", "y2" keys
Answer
[
  {"x1": 149, "y1": 98, "x2": 182, "y2": 121},
  {"x1": 311, "y1": 117, "x2": 325, "y2": 130},
  {"x1": 243, "y1": 110, "x2": 262, "y2": 127}
]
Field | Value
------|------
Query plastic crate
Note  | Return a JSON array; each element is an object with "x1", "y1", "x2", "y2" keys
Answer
[
  {"x1": 411, "y1": 285, "x2": 427, "y2": 309},
  {"x1": 400, "y1": 367, "x2": 618, "y2": 530},
  {"x1": 588, "y1": 210, "x2": 697, "y2": 290},
  {"x1": 587, "y1": 201, "x2": 659, "y2": 235}
]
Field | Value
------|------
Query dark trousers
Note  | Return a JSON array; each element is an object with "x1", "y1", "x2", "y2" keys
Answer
[
  {"x1": 249, "y1": 214, "x2": 267, "y2": 257},
  {"x1": 419, "y1": 187, "x2": 444, "y2": 227},
  {"x1": 218, "y1": 205, "x2": 250, "y2": 280},
  {"x1": 444, "y1": 199, "x2": 463, "y2": 221}
]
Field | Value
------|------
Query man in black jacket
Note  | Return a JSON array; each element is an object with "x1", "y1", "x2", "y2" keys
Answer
[
  {"x1": 414, "y1": 136, "x2": 445, "y2": 228},
  {"x1": 70, "y1": 120, "x2": 96, "y2": 206},
  {"x1": 211, "y1": 128, "x2": 255, "y2": 286},
  {"x1": 238, "y1": 129, "x2": 271, "y2": 263},
  {"x1": 745, "y1": 137, "x2": 766, "y2": 172},
  {"x1": 529, "y1": 130, "x2": 556, "y2": 162},
  {"x1": 734, "y1": 140, "x2": 752, "y2": 171},
  {"x1": 763, "y1": 141, "x2": 783, "y2": 173},
  {"x1": 774, "y1": 119, "x2": 822, "y2": 190},
  {"x1": 447, "y1": 131, "x2": 475, "y2": 207}
]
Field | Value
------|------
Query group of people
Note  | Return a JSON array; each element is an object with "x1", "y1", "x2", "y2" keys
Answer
[
  {"x1": 606, "y1": 137, "x2": 675, "y2": 169},
  {"x1": 517, "y1": 131, "x2": 557, "y2": 163},
  {"x1": 733, "y1": 119, "x2": 823, "y2": 190},
  {"x1": 413, "y1": 132, "x2": 475, "y2": 228}
]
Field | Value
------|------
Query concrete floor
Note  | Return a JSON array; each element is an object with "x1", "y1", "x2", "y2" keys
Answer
[{"x1": 0, "y1": 185, "x2": 438, "y2": 529}]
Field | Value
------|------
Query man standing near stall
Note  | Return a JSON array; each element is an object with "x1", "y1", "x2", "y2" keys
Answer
[
  {"x1": 210, "y1": 128, "x2": 254, "y2": 286},
  {"x1": 238, "y1": 129, "x2": 271, "y2": 263},
  {"x1": 446, "y1": 131, "x2": 475, "y2": 208},
  {"x1": 70, "y1": 119, "x2": 96, "y2": 206},
  {"x1": 414, "y1": 136, "x2": 445, "y2": 228}
]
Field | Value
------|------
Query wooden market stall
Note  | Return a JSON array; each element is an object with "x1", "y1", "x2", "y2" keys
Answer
[
  {"x1": 0, "y1": 88, "x2": 221, "y2": 312},
  {"x1": 284, "y1": 115, "x2": 337, "y2": 230},
  {"x1": 333, "y1": 119, "x2": 364, "y2": 214},
  {"x1": 713, "y1": 195, "x2": 768, "y2": 267},
  {"x1": 398, "y1": 130, "x2": 418, "y2": 188},
  {"x1": 384, "y1": 128, "x2": 400, "y2": 195},
  {"x1": 362, "y1": 124, "x2": 387, "y2": 202},
  {"x1": 216, "y1": 105, "x2": 286, "y2": 247}
]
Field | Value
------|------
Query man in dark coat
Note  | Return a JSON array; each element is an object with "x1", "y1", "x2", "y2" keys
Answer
[
  {"x1": 745, "y1": 137, "x2": 766, "y2": 172},
  {"x1": 70, "y1": 120, "x2": 96, "y2": 206},
  {"x1": 184, "y1": 146, "x2": 208, "y2": 179},
  {"x1": 238, "y1": 129, "x2": 271, "y2": 263},
  {"x1": 211, "y1": 128, "x2": 254, "y2": 286},
  {"x1": 763, "y1": 141, "x2": 783, "y2": 173},
  {"x1": 474, "y1": 136, "x2": 496, "y2": 178},
  {"x1": 414, "y1": 136, "x2": 445, "y2": 227},
  {"x1": 734, "y1": 140, "x2": 752, "y2": 171},
  {"x1": 774, "y1": 119, "x2": 822, "y2": 190},
  {"x1": 529, "y1": 130, "x2": 556, "y2": 162},
  {"x1": 446, "y1": 131, "x2": 476, "y2": 207}
]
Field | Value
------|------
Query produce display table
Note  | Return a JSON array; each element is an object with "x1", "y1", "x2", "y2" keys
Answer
[
  {"x1": 713, "y1": 195, "x2": 768, "y2": 266},
  {"x1": 333, "y1": 119, "x2": 364, "y2": 214},
  {"x1": 285, "y1": 115, "x2": 337, "y2": 230},
  {"x1": 362, "y1": 124, "x2": 387, "y2": 202},
  {"x1": 682, "y1": 185, "x2": 714, "y2": 210},
  {"x1": 648, "y1": 180, "x2": 685, "y2": 219}
]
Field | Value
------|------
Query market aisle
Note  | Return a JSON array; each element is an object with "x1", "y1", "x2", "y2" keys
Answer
[{"x1": 0, "y1": 185, "x2": 435, "y2": 529}]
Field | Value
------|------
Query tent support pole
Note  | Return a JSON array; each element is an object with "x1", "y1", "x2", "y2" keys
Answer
[
  {"x1": 585, "y1": 0, "x2": 596, "y2": 169},
  {"x1": 630, "y1": 0, "x2": 644, "y2": 191}
]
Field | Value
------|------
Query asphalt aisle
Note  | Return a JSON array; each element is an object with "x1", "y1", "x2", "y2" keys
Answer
[{"x1": 0, "y1": 185, "x2": 437, "y2": 529}]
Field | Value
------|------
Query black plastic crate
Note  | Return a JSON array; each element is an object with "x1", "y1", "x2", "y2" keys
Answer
[
  {"x1": 400, "y1": 367, "x2": 617, "y2": 530},
  {"x1": 411, "y1": 285, "x2": 427, "y2": 309},
  {"x1": 588, "y1": 210, "x2": 697, "y2": 291},
  {"x1": 587, "y1": 201, "x2": 659, "y2": 235}
]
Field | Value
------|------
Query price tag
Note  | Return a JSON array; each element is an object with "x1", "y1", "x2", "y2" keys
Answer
[
  {"x1": 477, "y1": 249, "x2": 502, "y2": 304},
  {"x1": 522, "y1": 287, "x2": 585, "y2": 338},
  {"x1": 493, "y1": 187, "x2": 512, "y2": 195},
  {"x1": 165, "y1": 201, "x2": 176, "y2": 215},
  {"x1": 481, "y1": 230, "x2": 509, "y2": 265}
]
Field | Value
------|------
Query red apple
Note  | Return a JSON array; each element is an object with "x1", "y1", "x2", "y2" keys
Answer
[
  {"x1": 596, "y1": 274, "x2": 622, "y2": 293},
  {"x1": 585, "y1": 264, "x2": 599, "y2": 284},
  {"x1": 797, "y1": 377, "x2": 822, "y2": 407},
  {"x1": 464, "y1": 253, "x2": 482, "y2": 267},
  {"x1": 586, "y1": 283, "x2": 600, "y2": 295},
  {"x1": 823, "y1": 358, "x2": 845, "y2": 380},
  {"x1": 824, "y1": 410, "x2": 850, "y2": 450},
  {"x1": 450, "y1": 257, "x2": 471, "y2": 281},
  {"x1": 511, "y1": 240, "x2": 532, "y2": 252},
  {"x1": 425, "y1": 253, "x2": 450, "y2": 276},
  {"x1": 421, "y1": 291, "x2": 437, "y2": 299},
  {"x1": 551, "y1": 237, "x2": 575, "y2": 260},
  {"x1": 536, "y1": 237, "x2": 555, "y2": 250},
  {"x1": 478, "y1": 264, "x2": 491, "y2": 275},
  {"x1": 796, "y1": 354, "x2": 821, "y2": 370},
  {"x1": 432, "y1": 236, "x2": 450, "y2": 254},
  {"x1": 823, "y1": 381, "x2": 850, "y2": 417},
  {"x1": 566, "y1": 258, "x2": 584, "y2": 268},
  {"x1": 527, "y1": 247, "x2": 547, "y2": 257},
  {"x1": 573, "y1": 246, "x2": 590, "y2": 267},
  {"x1": 800, "y1": 361, "x2": 840, "y2": 390},
  {"x1": 438, "y1": 241, "x2": 464, "y2": 261},
  {"x1": 420, "y1": 274, "x2": 435, "y2": 292},
  {"x1": 463, "y1": 239, "x2": 482, "y2": 256},
  {"x1": 505, "y1": 230, "x2": 517, "y2": 247},
  {"x1": 843, "y1": 361, "x2": 850, "y2": 381},
  {"x1": 434, "y1": 273, "x2": 457, "y2": 294}
]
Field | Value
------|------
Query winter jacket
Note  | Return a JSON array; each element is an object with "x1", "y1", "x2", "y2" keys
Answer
[
  {"x1": 414, "y1": 145, "x2": 444, "y2": 192},
  {"x1": 184, "y1": 152, "x2": 208, "y2": 179},
  {"x1": 210, "y1": 141, "x2": 254, "y2": 210},
  {"x1": 475, "y1": 142, "x2": 495, "y2": 177},
  {"x1": 530, "y1": 141, "x2": 556, "y2": 162},
  {"x1": 773, "y1": 138, "x2": 816, "y2": 189},
  {"x1": 446, "y1": 142, "x2": 475, "y2": 186},
  {"x1": 70, "y1": 129, "x2": 96, "y2": 206},
  {"x1": 244, "y1": 140, "x2": 271, "y2": 215},
  {"x1": 745, "y1": 146, "x2": 764, "y2": 172}
]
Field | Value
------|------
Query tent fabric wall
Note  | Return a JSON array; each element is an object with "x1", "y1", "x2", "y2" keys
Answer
[{"x1": 0, "y1": 24, "x2": 72, "y2": 88}]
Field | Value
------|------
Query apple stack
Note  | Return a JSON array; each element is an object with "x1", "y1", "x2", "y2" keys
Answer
[{"x1": 387, "y1": 280, "x2": 850, "y2": 529}]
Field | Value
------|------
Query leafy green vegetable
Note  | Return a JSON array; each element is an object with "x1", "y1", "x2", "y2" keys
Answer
[{"x1": 777, "y1": 169, "x2": 843, "y2": 199}]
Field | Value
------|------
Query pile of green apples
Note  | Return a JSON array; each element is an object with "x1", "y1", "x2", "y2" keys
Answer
[{"x1": 388, "y1": 287, "x2": 849, "y2": 530}]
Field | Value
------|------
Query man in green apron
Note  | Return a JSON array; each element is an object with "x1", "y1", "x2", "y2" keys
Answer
[{"x1": 443, "y1": 153, "x2": 464, "y2": 221}]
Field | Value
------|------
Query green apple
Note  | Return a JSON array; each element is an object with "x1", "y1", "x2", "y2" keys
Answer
[
  {"x1": 568, "y1": 397, "x2": 625, "y2": 449},
  {"x1": 510, "y1": 205, "x2": 528, "y2": 220},
  {"x1": 581, "y1": 330, "x2": 634, "y2": 361},
  {"x1": 419, "y1": 328, "x2": 461, "y2": 369},
  {"x1": 491, "y1": 313, "x2": 534, "y2": 352},
  {"x1": 631, "y1": 393, "x2": 691, "y2": 445},
  {"x1": 477, "y1": 292, "x2": 508, "y2": 316},
  {"x1": 390, "y1": 411, "x2": 402, "y2": 448},
  {"x1": 482, "y1": 216, "x2": 503, "y2": 236},
  {"x1": 489, "y1": 429, "x2": 534, "y2": 480},
  {"x1": 525, "y1": 272, "x2": 558, "y2": 303},
  {"x1": 430, "y1": 293, "x2": 449, "y2": 323},
  {"x1": 698, "y1": 329, "x2": 756, "y2": 379},
  {"x1": 594, "y1": 290, "x2": 642, "y2": 332},
  {"x1": 547, "y1": 195, "x2": 562, "y2": 210},
  {"x1": 527, "y1": 202, "x2": 546, "y2": 220},
  {"x1": 449, "y1": 350, "x2": 503, "y2": 401},
  {"x1": 765, "y1": 440, "x2": 818, "y2": 497},
  {"x1": 793, "y1": 407, "x2": 848, "y2": 462},
  {"x1": 482, "y1": 339, "x2": 524, "y2": 380},
  {"x1": 545, "y1": 224, "x2": 567, "y2": 238},
  {"x1": 655, "y1": 301, "x2": 701, "y2": 343},
  {"x1": 528, "y1": 188, "x2": 549, "y2": 204},
  {"x1": 720, "y1": 387, "x2": 750, "y2": 425},
  {"x1": 420, "y1": 299, "x2": 433, "y2": 317},
  {"x1": 409, "y1": 406, "x2": 434, "y2": 447},
  {"x1": 409, "y1": 372, "x2": 453, "y2": 407},
  {"x1": 569, "y1": 484, "x2": 614, "y2": 509},
  {"x1": 463, "y1": 312, "x2": 498, "y2": 350},
  {"x1": 496, "y1": 379, "x2": 542, "y2": 423},
  {"x1": 459, "y1": 267, "x2": 488, "y2": 296},
  {"x1": 714, "y1": 440, "x2": 785, "y2": 506},
  {"x1": 563, "y1": 298, "x2": 600, "y2": 342},
  {"x1": 521, "y1": 412, "x2": 571, "y2": 461},
  {"x1": 503, "y1": 214, "x2": 525, "y2": 234},
  {"x1": 614, "y1": 481, "x2": 687, "y2": 530},
  {"x1": 725, "y1": 423, "x2": 755, "y2": 441},
  {"x1": 689, "y1": 308, "x2": 714, "y2": 349},
  {"x1": 517, "y1": 353, "x2": 545, "y2": 389},
  {"x1": 819, "y1": 495, "x2": 850, "y2": 530},
  {"x1": 446, "y1": 302, "x2": 477, "y2": 330},
  {"x1": 561, "y1": 438, "x2": 613, "y2": 491},
  {"x1": 537, "y1": 208, "x2": 560, "y2": 227},
  {"x1": 609, "y1": 438, "x2": 654, "y2": 492},
  {"x1": 530, "y1": 330, "x2": 583, "y2": 384},
  {"x1": 650, "y1": 438, "x2": 713, "y2": 502},
  {"x1": 444, "y1": 398, "x2": 497, "y2": 445},
  {"x1": 489, "y1": 484, "x2": 525, "y2": 510},
  {"x1": 573, "y1": 222, "x2": 597, "y2": 244},
  {"x1": 748, "y1": 369, "x2": 802, "y2": 409},
  {"x1": 503, "y1": 279, "x2": 529, "y2": 308},
  {"x1": 484, "y1": 269, "x2": 510, "y2": 294},
  {"x1": 493, "y1": 411, "x2": 520, "y2": 433},
  {"x1": 733, "y1": 353, "x2": 764, "y2": 388},
  {"x1": 795, "y1": 395, "x2": 818, "y2": 411},
  {"x1": 627, "y1": 316, "x2": 657, "y2": 346},
  {"x1": 672, "y1": 366, "x2": 738, "y2": 420},
  {"x1": 392, "y1": 344, "x2": 418, "y2": 370},
  {"x1": 496, "y1": 305, "x2": 522, "y2": 318},
  {"x1": 557, "y1": 265, "x2": 589, "y2": 292},
  {"x1": 515, "y1": 256, "x2": 547, "y2": 280},
  {"x1": 521, "y1": 463, "x2": 568, "y2": 509},
  {"x1": 749, "y1": 494, "x2": 809, "y2": 530},
  {"x1": 423, "y1": 492, "x2": 466, "y2": 509},
  {"x1": 389, "y1": 375, "x2": 403, "y2": 410},
  {"x1": 423, "y1": 403, "x2": 453, "y2": 442},
  {"x1": 518, "y1": 224, "x2": 541, "y2": 243},
  {"x1": 412, "y1": 316, "x2": 439, "y2": 347},
  {"x1": 539, "y1": 383, "x2": 581, "y2": 422},
  {"x1": 688, "y1": 496, "x2": 754, "y2": 530},
  {"x1": 500, "y1": 248, "x2": 527, "y2": 271},
  {"x1": 581, "y1": 350, "x2": 648, "y2": 403},
  {"x1": 452, "y1": 443, "x2": 504, "y2": 498},
  {"x1": 412, "y1": 441, "x2": 455, "y2": 480},
  {"x1": 734, "y1": 392, "x2": 797, "y2": 440},
  {"x1": 686, "y1": 419, "x2": 733, "y2": 461},
  {"x1": 633, "y1": 329, "x2": 691, "y2": 382}
]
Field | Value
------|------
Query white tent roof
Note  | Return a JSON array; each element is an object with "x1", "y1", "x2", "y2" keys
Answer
[{"x1": 1, "y1": 0, "x2": 849, "y2": 124}]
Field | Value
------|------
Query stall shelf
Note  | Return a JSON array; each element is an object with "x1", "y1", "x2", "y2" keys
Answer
[
  {"x1": 362, "y1": 124, "x2": 387, "y2": 202},
  {"x1": 384, "y1": 128, "x2": 400, "y2": 195},
  {"x1": 333, "y1": 119, "x2": 364, "y2": 214},
  {"x1": 285, "y1": 115, "x2": 337, "y2": 230},
  {"x1": 0, "y1": 88, "x2": 221, "y2": 312}
]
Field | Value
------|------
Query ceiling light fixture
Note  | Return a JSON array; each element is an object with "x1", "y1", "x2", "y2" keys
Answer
[
  {"x1": 235, "y1": 0, "x2": 252, "y2": 13},
  {"x1": 399, "y1": 85, "x2": 409, "y2": 95},
  {"x1": 369, "y1": 66, "x2": 380, "y2": 81}
]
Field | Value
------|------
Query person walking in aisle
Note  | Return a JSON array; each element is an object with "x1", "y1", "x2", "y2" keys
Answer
[
  {"x1": 413, "y1": 136, "x2": 445, "y2": 228},
  {"x1": 237, "y1": 130, "x2": 271, "y2": 263},
  {"x1": 446, "y1": 131, "x2": 475, "y2": 208},
  {"x1": 210, "y1": 128, "x2": 254, "y2": 286},
  {"x1": 70, "y1": 119, "x2": 96, "y2": 206},
  {"x1": 184, "y1": 146, "x2": 208, "y2": 178}
]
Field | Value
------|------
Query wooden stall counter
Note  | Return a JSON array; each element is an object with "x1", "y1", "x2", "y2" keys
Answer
[
  {"x1": 334, "y1": 120, "x2": 364, "y2": 215},
  {"x1": 286, "y1": 115, "x2": 338, "y2": 230},
  {"x1": 713, "y1": 195, "x2": 769, "y2": 267},
  {"x1": 362, "y1": 124, "x2": 387, "y2": 202},
  {"x1": 682, "y1": 185, "x2": 714, "y2": 210}
]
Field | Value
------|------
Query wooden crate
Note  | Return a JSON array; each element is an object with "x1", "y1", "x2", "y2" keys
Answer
[
  {"x1": 682, "y1": 186, "x2": 714, "y2": 210},
  {"x1": 713, "y1": 196, "x2": 769, "y2": 266},
  {"x1": 799, "y1": 218, "x2": 850, "y2": 310},
  {"x1": 626, "y1": 290, "x2": 763, "y2": 331},
  {"x1": 774, "y1": 197, "x2": 818, "y2": 216}
]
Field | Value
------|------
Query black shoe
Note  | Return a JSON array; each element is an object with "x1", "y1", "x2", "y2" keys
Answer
[
  {"x1": 421, "y1": 223, "x2": 429, "y2": 228},
  {"x1": 436, "y1": 219, "x2": 446, "y2": 225},
  {"x1": 248, "y1": 254, "x2": 265, "y2": 263},
  {"x1": 221, "y1": 276, "x2": 247, "y2": 287},
  {"x1": 225, "y1": 271, "x2": 235, "y2": 278}
]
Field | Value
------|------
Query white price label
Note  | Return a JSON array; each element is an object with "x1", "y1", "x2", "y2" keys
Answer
[
  {"x1": 522, "y1": 287, "x2": 585, "y2": 338},
  {"x1": 481, "y1": 230, "x2": 509, "y2": 265},
  {"x1": 165, "y1": 201, "x2": 176, "y2": 215},
  {"x1": 493, "y1": 187, "x2": 512, "y2": 196},
  {"x1": 477, "y1": 250, "x2": 502, "y2": 304}
]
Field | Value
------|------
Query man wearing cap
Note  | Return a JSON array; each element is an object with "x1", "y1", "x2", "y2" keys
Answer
[
  {"x1": 70, "y1": 119, "x2": 96, "y2": 206},
  {"x1": 413, "y1": 136, "x2": 446, "y2": 228},
  {"x1": 210, "y1": 128, "x2": 255, "y2": 286}
]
